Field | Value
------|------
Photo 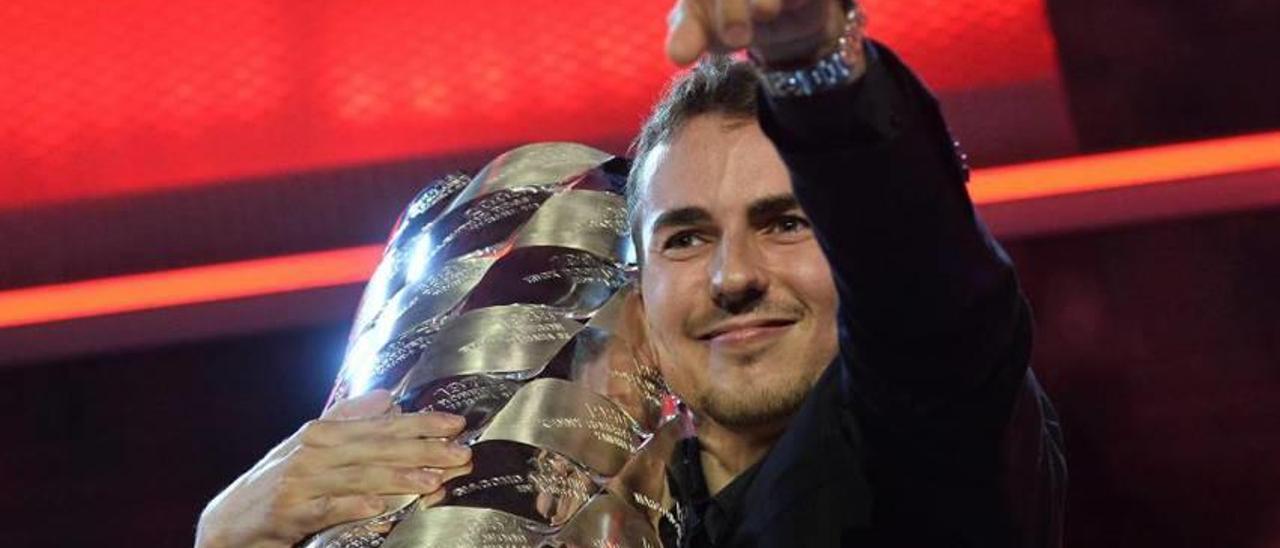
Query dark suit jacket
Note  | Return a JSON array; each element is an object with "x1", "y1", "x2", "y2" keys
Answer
[{"x1": 665, "y1": 42, "x2": 1067, "y2": 548}]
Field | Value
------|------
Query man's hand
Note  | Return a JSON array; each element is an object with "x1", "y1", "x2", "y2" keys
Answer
[
  {"x1": 194, "y1": 390, "x2": 473, "y2": 548},
  {"x1": 665, "y1": 0, "x2": 846, "y2": 67}
]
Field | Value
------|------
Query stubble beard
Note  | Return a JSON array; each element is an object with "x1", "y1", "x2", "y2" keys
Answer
[{"x1": 691, "y1": 360, "x2": 816, "y2": 430}]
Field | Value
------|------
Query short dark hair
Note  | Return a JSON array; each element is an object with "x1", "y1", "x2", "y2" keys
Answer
[{"x1": 626, "y1": 56, "x2": 761, "y2": 257}]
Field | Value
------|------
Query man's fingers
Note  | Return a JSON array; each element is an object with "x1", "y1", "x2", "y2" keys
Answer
[
  {"x1": 407, "y1": 463, "x2": 469, "y2": 509},
  {"x1": 418, "y1": 488, "x2": 448, "y2": 509},
  {"x1": 319, "y1": 438, "x2": 473, "y2": 469},
  {"x1": 299, "y1": 411, "x2": 466, "y2": 447},
  {"x1": 715, "y1": 0, "x2": 753, "y2": 48},
  {"x1": 666, "y1": 0, "x2": 710, "y2": 66},
  {"x1": 321, "y1": 389, "x2": 394, "y2": 421},
  {"x1": 666, "y1": 0, "x2": 793, "y2": 65},
  {"x1": 302, "y1": 465, "x2": 446, "y2": 498},
  {"x1": 438, "y1": 462, "x2": 473, "y2": 484}
]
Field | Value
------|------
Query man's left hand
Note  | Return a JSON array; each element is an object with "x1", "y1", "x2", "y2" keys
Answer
[{"x1": 665, "y1": 0, "x2": 846, "y2": 67}]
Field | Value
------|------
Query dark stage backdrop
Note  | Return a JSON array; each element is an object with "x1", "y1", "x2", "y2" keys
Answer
[{"x1": 1, "y1": 207, "x2": 1278, "y2": 547}]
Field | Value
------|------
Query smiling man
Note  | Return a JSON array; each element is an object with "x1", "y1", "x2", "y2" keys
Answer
[
  {"x1": 196, "y1": 1, "x2": 1065, "y2": 546},
  {"x1": 628, "y1": 0, "x2": 1066, "y2": 546},
  {"x1": 637, "y1": 128, "x2": 839, "y2": 437}
]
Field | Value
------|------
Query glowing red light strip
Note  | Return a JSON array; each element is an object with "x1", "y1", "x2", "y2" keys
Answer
[
  {"x1": 968, "y1": 131, "x2": 1280, "y2": 203},
  {"x1": 0, "y1": 246, "x2": 384, "y2": 329},
  {"x1": 1, "y1": 131, "x2": 1277, "y2": 329}
]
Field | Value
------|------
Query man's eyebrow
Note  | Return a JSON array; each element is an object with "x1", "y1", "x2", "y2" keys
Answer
[
  {"x1": 650, "y1": 206, "x2": 713, "y2": 233},
  {"x1": 746, "y1": 194, "x2": 801, "y2": 227}
]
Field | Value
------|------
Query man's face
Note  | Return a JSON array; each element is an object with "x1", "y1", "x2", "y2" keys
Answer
[{"x1": 634, "y1": 114, "x2": 839, "y2": 430}]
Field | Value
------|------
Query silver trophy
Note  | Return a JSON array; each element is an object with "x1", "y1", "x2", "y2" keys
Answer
[{"x1": 307, "y1": 143, "x2": 688, "y2": 547}]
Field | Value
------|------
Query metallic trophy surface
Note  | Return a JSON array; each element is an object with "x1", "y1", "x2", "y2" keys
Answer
[{"x1": 306, "y1": 143, "x2": 689, "y2": 547}]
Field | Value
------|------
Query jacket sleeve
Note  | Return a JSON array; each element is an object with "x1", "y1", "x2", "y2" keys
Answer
[{"x1": 757, "y1": 41, "x2": 1064, "y2": 546}]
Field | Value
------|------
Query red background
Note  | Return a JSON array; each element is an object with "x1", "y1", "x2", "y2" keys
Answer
[{"x1": 0, "y1": 0, "x2": 1060, "y2": 209}]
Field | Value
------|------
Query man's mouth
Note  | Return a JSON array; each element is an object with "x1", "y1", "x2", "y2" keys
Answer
[{"x1": 696, "y1": 317, "x2": 798, "y2": 345}]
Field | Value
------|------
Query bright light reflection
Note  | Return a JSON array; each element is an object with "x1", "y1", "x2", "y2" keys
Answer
[
  {"x1": 404, "y1": 233, "x2": 434, "y2": 285},
  {"x1": 345, "y1": 310, "x2": 397, "y2": 396},
  {"x1": 351, "y1": 257, "x2": 393, "y2": 336}
]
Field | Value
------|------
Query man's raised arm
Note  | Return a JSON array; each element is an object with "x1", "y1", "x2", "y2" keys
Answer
[
  {"x1": 757, "y1": 26, "x2": 1070, "y2": 548},
  {"x1": 758, "y1": 40, "x2": 1031, "y2": 437}
]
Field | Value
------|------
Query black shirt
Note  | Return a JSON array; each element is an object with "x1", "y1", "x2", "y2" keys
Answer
[
  {"x1": 661, "y1": 41, "x2": 1066, "y2": 548},
  {"x1": 668, "y1": 433, "x2": 763, "y2": 546}
]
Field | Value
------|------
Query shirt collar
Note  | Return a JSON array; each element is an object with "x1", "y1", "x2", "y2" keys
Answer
[{"x1": 668, "y1": 435, "x2": 764, "y2": 546}]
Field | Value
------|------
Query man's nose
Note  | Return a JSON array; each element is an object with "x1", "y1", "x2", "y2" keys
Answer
[{"x1": 709, "y1": 236, "x2": 768, "y2": 314}]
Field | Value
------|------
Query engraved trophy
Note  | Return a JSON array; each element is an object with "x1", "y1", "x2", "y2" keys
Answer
[{"x1": 306, "y1": 143, "x2": 689, "y2": 547}]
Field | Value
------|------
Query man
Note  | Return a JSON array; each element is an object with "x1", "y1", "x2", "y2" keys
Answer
[
  {"x1": 636, "y1": 1, "x2": 1065, "y2": 546},
  {"x1": 196, "y1": 1, "x2": 1064, "y2": 546}
]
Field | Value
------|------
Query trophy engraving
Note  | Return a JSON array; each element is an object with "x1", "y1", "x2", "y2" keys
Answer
[{"x1": 308, "y1": 143, "x2": 687, "y2": 547}]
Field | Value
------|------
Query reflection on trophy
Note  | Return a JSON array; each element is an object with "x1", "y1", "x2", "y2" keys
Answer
[{"x1": 306, "y1": 143, "x2": 689, "y2": 547}]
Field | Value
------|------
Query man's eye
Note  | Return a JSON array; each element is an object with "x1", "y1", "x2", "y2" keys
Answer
[
  {"x1": 662, "y1": 231, "x2": 705, "y2": 250},
  {"x1": 768, "y1": 215, "x2": 811, "y2": 234}
]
